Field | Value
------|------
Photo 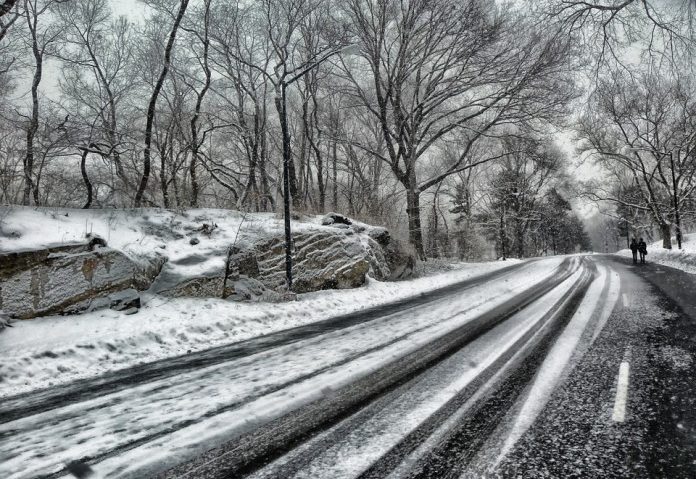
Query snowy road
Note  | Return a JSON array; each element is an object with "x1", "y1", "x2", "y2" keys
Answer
[{"x1": 2, "y1": 254, "x2": 696, "y2": 478}]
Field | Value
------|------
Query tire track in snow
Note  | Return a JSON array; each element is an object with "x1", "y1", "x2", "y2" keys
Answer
[{"x1": 0, "y1": 262, "x2": 529, "y2": 425}]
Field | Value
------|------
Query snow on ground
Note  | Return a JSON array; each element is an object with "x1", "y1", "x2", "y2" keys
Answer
[
  {"x1": 0, "y1": 206, "x2": 336, "y2": 275},
  {"x1": 0, "y1": 258, "x2": 567, "y2": 479},
  {"x1": 0, "y1": 249, "x2": 516, "y2": 399},
  {"x1": 616, "y1": 233, "x2": 696, "y2": 275}
]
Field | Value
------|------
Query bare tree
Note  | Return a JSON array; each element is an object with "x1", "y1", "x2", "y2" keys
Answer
[
  {"x1": 21, "y1": 0, "x2": 66, "y2": 205},
  {"x1": 177, "y1": 0, "x2": 212, "y2": 207},
  {"x1": 134, "y1": 0, "x2": 190, "y2": 207},
  {"x1": 544, "y1": 0, "x2": 696, "y2": 73},
  {"x1": 210, "y1": 0, "x2": 276, "y2": 211},
  {"x1": 341, "y1": 0, "x2": 574, "y2": 258},
  {"x1": 0, "y1": 0, "x2": 20, "y2": 43},
  {"x1": 216, "y1": 0, "x2": 350, "y2": 288},
  {"x1": 54, "y1": 0, "x2": 135, "y2": 205},
  {"x1": 578, "y1": 68, "x2": 696, "y2": 248}
]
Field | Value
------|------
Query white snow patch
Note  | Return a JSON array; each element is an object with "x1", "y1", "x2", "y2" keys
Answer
[{"x1": 589, "y1": 267, "x2": 621, "y2": 343}]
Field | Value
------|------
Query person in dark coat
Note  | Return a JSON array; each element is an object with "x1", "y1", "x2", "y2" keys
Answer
[
  {"x1": 638, "y1": 237, "x2": 648, "y2": 264},
  {"x1": 630, "y1": 238, "x2": 639, "y2": 264}
]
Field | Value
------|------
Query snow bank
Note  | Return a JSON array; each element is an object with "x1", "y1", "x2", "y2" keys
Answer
[
  {"x1": 0, "y1": 255, "x2": 514, "y2": 398},
  {"x1": 616, "y1": 233, "x2": 696, "y2": 275}
]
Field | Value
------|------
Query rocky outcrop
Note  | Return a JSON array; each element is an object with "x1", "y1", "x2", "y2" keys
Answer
[
  {"x1": 0, "y1": 311, "x2": 11, "y2": 330},
  {"x1": 0, "y1": 213, "x2": 415, "y2": 318},
  {"x1": 0, "y1": 244, "x2": 164, "y2": 319},
  {"x1": 251, "y1": 231, "x2": 373, "y2": 293},
  {"x1": 154, "y1": 269, "x2": 281, "y2": 302},
  {"x1": 220, "y1": 220, "x2": 416, "y2": 294},
  {"x1": 151, "y1": 246, "x2": 279, "y2": 301},
  {"x1": 86, "y1": 288, "x2": 141, "y2": 314},
  {"x1": 154, "y1": 219, "x2": 415, "y2": 298},
  {"x1": 365, "y1": 226, "x2": 415, "y2": 280},
  {"x1": 321, "y1": 212, "x2": 353, "y2": 226}
]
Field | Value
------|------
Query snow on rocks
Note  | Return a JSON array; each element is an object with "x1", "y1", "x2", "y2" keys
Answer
[
  {"x1": 0, "y1": 243, "x2": 162, "y2": 319},
  {"x1": 0, "y1": 207, "x2": 416, "y2": 315},
  {"x1": 320, "y1": 212, "x2": 353, "y2": 226}
]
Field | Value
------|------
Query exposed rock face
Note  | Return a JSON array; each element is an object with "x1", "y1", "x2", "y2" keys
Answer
[
  {"x1": 364, "y1": 226, "x2": 416, "y2": 280},
  {"x1": 153, "y1": 268, "x2": 231, "y2": 299},
  {"x1": 0, "y1": 311, "x2": 11, "y2": 330},
  {"x1": 383, "y1": 239, "x2": 416, "y2": 280},
  {"x1": 251, "y1": 231, "x2": 373, "y2": 293},
  {"x1": 151, "y1": 247, "x2": 279, "y2": 301},
  {"x1": 87, "y1": 288, "x2": 141, "y2": 313},
  {"x1": 0, "y1": 244, "x2": 164, "y2": 319},
  {"x1": 221, "y1": 223, "x2": 416, "y2": 294},
  {"x1": 0, "y1": 214, "x2": 415, "y2": 317},
  {"x1": 157, "y1": 226, "x2": 401, "y2": 298},
  {"x1": 154, "y1": 269, "x2": 280, "y2": 302}
]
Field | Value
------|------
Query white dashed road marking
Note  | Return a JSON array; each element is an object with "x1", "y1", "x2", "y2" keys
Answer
[
  {"x1": 612, "y1": 361, "x2": 630, "y2": 422},
  {"x1": 622, "y1": 293, "x2": 629, "y2": 308}
]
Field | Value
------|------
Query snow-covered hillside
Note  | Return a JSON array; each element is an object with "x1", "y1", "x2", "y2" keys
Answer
[{"x1": 0, "y1": 207, "x2": 346, "y2": 277}]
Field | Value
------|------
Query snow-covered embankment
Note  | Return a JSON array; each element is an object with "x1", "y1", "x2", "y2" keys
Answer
[{"x1": 616, "y1": 233, "x2": 696, "y2": 274}]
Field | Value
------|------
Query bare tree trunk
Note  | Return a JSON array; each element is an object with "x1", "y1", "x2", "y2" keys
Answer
[
  {"x1": 310, "y1": 96, "x2": 325, "y2": 212},
  {"x1": 134, "y1": 0, "x2": 189, "y2": 207},
  {"x1": 189, "y1": 0, "x2": 211, "y2": 208},
  {"x1": 80, "y1": 148, "x2": 93, "y2": 208},
  {"x1": 259, "y1": 126, "x2": 273, "y2": 211},
  {"x1": 516, "y1": 220, "x2": 524, "y2": 258},
  {"x1": 160, "y1": 137, "x2": 170, "y2": 208},
  {"x1": 406, "y1": 184, "x2": 425, "y2": 260},
  {"x1": 429, "y1": 194, "x2": 439, "y2": 259},
  {"x1": 660, "y1": 223, "x2": 672, "y2": 249},
  {"x1": 332, "y1": 139, "x2": 338, "y2": 210},
  {"x1": 297, "y1": 97, "x2": 309, "y2": 209},
  {"x1": 23, "y1": 3, "x2": 42, "y2": 206},
  {"x1": 500, "y1": 203, "x2": 507, "y2": 261},
  {"x1": 0, "y1": 0, "x2": 17, "y2": 18}
]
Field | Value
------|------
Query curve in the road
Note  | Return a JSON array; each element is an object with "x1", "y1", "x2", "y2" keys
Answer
[{"x1": 157, "y1": 259, "x2": 582, "y2": 479}]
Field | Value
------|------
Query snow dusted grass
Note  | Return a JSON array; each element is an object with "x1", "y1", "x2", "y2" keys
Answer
[
  {"x1": 0, "y1": 249, "x2": 514, "y2": 399},
  {"x1": 616, "y1": 233, "x2": 696, "y2": 275}
]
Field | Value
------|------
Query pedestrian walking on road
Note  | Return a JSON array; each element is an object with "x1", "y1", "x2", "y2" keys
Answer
[
  {"x1": 638, "y1": 237, "x2": 648, "y2": 264},
  {"x1": 630, "y1": 238, "x2": 639, "y2": 264}
]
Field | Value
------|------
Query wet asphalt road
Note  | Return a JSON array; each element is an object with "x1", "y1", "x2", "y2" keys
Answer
[{"x1": 485, "y1": 255, "x2": 696, "y2": 478}]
